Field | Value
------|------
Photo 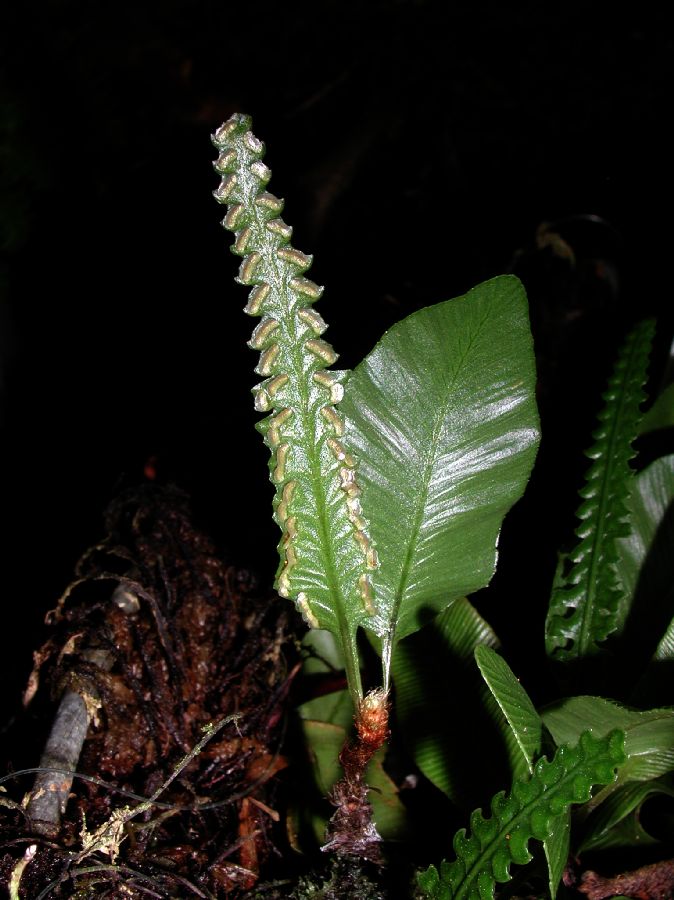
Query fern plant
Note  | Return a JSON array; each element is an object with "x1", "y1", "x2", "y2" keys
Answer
[
  {"x1": 212, "y1": 115, "x2": 673, "y2": 894},
  {"x1": 212, "y1": 113, "x2": 540, "y2": 710},
  {"x1": 212, "y1": 112, "x2": 540, "y2": 859},
  {"x1": 3, "y1": 110, "x2": 673, "y2": 900}
]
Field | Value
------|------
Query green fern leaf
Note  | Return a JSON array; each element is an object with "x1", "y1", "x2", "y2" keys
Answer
[
  {"x1": 545, "y1": 320, "x2": 655, "y2": 661},
  {"x1": 417, "y1": 729, "x2": 626, "y2": 900},
  {"x1": 212, "y1": 114, "x2": 376, "y2": 701},
  {"x1": 474, "y1": 645, "x2": 569, "y2": 899}
]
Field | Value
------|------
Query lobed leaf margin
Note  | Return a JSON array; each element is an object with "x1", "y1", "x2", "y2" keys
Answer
[{"x1": 417, "y1": 729, "x2": 626, "y2": 900}]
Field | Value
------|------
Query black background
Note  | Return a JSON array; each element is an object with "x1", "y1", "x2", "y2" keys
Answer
[{"x1": 1, "y1": 1, "x2": 673, "y2": 729}]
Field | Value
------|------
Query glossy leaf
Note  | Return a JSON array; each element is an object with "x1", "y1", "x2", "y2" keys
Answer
[
  {"x1": 213, "y1": 114, "x2": 376, "y2": 701},
  {"x1": 418, "y1": 730, "x2": 626, "y2": 900},
  {"x1": 342, "y1": 275, "x2": 540, "y2": 672},
  {"x1": 545, "y1": 319, "x2": 655, "y2": 661},
  {"x1": 302, "y1": 627, "x2": 347, "y2": 677},
  {"x1": 301, "y1": 682, "x2": 353, "y2": 734},
  {"x1": 579, "y1": 780, "x2": 674, "y2": 852},
  {"x1": 652, "y1": 615, "x2": 674, "y2": 661},
  {"x1": 613, "y1": 456, "x2": 674, "y2": 702},
  {"x1": 543, "y1": 813, "x2": 571, "y2": 900},
  {"x1": 474, "y1": 646, "x2": 569, "y2": 899},
  {"x1": 392, "y1": 598, "x2": 510, "y2": 807},
  {"x1": 474, "y1": 646, "x2": 542, "y2": 771},
  {"x1": 542, "y1": 696, "x2": 674, "y2": 797},
  {"x1": 614, "y1": 455, "x2": 674, "y2": 624},
  {"x1": 639, "y1": 382, "x2": 674, "y2": 434}
]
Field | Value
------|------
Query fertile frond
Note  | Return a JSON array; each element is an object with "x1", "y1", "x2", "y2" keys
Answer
[
  {"x1": 212, "y1": 114, "x2": 376, "y2": 700},
  {"x1": 417, "y1": 730, "x2": 626, "y2": 900},
  {"x1": 545, "y1": 320, "x2": 655, "y2": 661}
]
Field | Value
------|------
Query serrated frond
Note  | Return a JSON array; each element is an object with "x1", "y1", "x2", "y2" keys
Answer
[
  {"x1": 545, "y1": 320, "x2": 655, "y2": 661},
  {"x1": 212, "y1": 114, "x2": 377, "y2": 700},
  {"x1": 417, "y1": 729, "x2": 626, "y2": 900}
]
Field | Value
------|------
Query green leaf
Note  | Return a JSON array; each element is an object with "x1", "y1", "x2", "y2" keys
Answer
[
  {"x1": 474, "y1": 646, "x2": 568, "y2": 899},
  {"x1": 640, "y1": 382, "x2": 674, "y2": 434},
  {"x1": 543, "y1": 813, "x2": 570, "y2": 900},
  {"x1": 614, "y1": 455, "x2": 674, "y2": 630},
  {"x1": 417, "y1": 730, "x2": 626, "y2": 900},
  {"x1": 545, "y1": 319, "x2": 656, "y2": 662},
  {"x1": 611, "y1": 455, "x2": 674, "y2": 702},
  {"x1": 392, "y1": 598, "x2": 510, "y2": 808},
  {"x1": 302, "y1": 627, "x2": 347, "y2": 677},
  {"x1": 651, "y1": 615, "x2": 674, "y2": 662},
  {"x1": 474, "y1": 646, "x2": 542, "y2": 771},
  {"x1": 213, "y1": 114, "x2": 376, "y2": 702},
  {"x1": 301, "y1": 683, "x2": 354, "y2": 734},
  {"x1": 341, "y1": 275, "x2": 540, "y2": 672},
  {"x1": 542, "y1": 697, "x2": 674, "y2": 796},
  {"x1": 395, "y1": 611, "x2": 568, "y2": 898},
  {"x1": 578, "y1": 780, "x2": 674, "y2": 852}
]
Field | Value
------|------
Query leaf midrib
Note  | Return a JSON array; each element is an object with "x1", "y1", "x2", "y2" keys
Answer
[
  {"x1": 455, "y1": 746, "x2": 610, "y2": 900},
  {"x1": 387, "y1": 311, "x2": 489, "y2": 647}
]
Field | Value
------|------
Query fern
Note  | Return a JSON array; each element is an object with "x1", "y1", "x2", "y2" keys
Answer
[
  {"x1": 545, "y1": 320, "x2": 655, "y2": 660},
  {"x1": 212, "y1": 114, "x2": 377, "y2": 703},
  {"x1": 417, "y1": 729, "x2": 626, "y2": 900}
]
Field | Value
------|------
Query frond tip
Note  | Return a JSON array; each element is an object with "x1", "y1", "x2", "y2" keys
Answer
[
  {"x1": 212, "y1": 115, "x2": 377, "y2": 698},
  {"x1": 417, "y1": 729, "x2": 626, "y2": 900}
]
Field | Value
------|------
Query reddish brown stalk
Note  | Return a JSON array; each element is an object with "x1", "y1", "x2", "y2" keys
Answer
[
  {"x1": 578, "y1": 857, "x2": 674, "y2": 900},
  {"x1": 322, "y1": 689, "x2": 389, "y2": 864}
]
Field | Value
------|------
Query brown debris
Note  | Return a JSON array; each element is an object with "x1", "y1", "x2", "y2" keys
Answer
[
  {"x1": 1, "y1": 484, "x2": 298, "y2": 898},
  {"x1": 578, "y1": 857, "x2": 674, "y2": 900}
]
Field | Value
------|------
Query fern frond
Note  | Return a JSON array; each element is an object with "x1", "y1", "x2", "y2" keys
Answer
[
  {"x1": 212, "y1": 114, "x2": 376, "y2": 702},
  {"x1": 545, "y1": 320, "x2": 655, "y2": 661},
  {"x1": 417, "y1": 729, "x2": 626, "y2": 900}
]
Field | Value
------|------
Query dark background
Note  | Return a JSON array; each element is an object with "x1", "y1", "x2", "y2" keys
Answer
[{"x1": 1, "y1": 1, "x2": 673, "y2": 728}]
